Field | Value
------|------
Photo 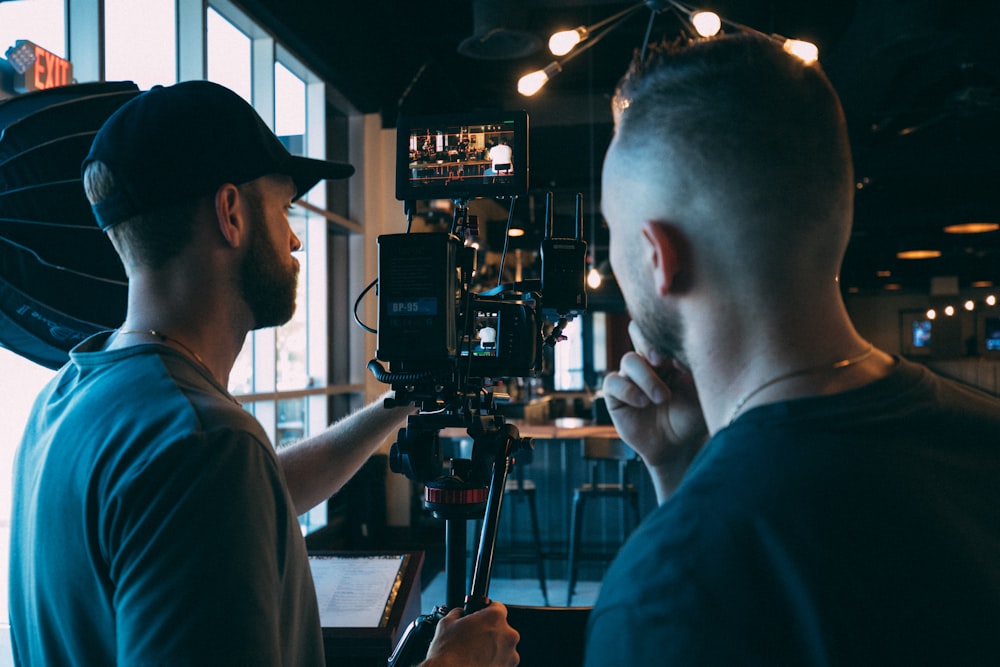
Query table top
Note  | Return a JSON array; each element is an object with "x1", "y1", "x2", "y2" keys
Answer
[{"x1": 441, "y1": 417, "x2": 619, "y2": 441}]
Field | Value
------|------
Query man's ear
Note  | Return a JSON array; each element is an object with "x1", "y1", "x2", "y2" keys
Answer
[
  {"x1": 214, "y1": 183, "x2": 246, "y2": 248},
  {"x1": 641, "y1": 220, "x2": 686, "y2": 296}
]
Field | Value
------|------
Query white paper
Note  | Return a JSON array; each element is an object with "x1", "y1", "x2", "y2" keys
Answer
[{"x1": 308, "y1": 554, "x2": 405, "y2": 628}]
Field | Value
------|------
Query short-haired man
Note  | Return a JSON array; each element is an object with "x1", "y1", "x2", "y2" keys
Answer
[{"x1": 586, "y1": 33, "x2": 1000, "y2": 665}]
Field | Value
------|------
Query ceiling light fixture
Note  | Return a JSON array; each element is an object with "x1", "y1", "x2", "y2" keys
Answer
[
  {"x1": 519, "y1": 0, "x2": 817, "y2": 96},
  {"x1": 548, "y1": 1, "x2": 648, "y2": 57},
  {"x1": 896, "y1": 249, "x2": 942, "y2": 260},
  {"x1": 943, "y1": 222, "x2": 1000, "y2": 234},
  {"x1": 521, "y1": 2, "x2": 647, "y2": 96},
  {"x1": 587, "y1": 265, "x2": 603, "y2": 289}
]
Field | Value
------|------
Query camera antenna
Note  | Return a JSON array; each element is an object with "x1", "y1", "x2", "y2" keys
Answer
[
  {"x1": 544, "y1": 191, "x2": 555, "y2": 239},
  {"x1": 495, "y1": 195, "x2": 519, "y2": 288}
]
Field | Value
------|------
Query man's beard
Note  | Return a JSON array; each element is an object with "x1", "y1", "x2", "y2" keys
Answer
[
  {"x1": 629, "y1": 294, "x2": 688, "y2": 367},
  {"x1": 240, "y1": 217, "x2": 298, "y2": 330}
]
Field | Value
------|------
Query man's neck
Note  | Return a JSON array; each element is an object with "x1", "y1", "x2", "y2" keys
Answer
[{"x1": 687, "y1": 301, "x2": 889, "y2": 434}]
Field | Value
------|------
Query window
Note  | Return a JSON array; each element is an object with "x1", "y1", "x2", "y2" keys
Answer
[
  {"x1": 0, "y1": 0, "x2": 65, "y2": 60},
  {"x1": 206, "y1": 7, "x2": 251, "y2": 101},
  {"x1": 0, "y1": 0, "x2": 67, "y2": 636},
  {"x1": 105, "y1": 0, "x2": 177, "y2": 89},
  {"x1": 274, "y1": 63, "x2": 309, "y2": 393},
  {"x1": 555, "y1": 317, "x2": 585, "y2": 391}
]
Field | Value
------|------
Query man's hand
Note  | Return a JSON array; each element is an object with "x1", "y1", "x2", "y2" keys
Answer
[
  {"x1": 420, "y1": 601, "x2": 520, "y2": 667},
  {"x1": 601, "y1": 322, "x2": 708, "y2": 501}
]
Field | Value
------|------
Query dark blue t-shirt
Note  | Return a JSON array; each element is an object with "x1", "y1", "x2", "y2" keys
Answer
[
  {"x1": 9, "y1": 333, "x2": 323, "y2": 665},
  {"x1": 585, "y1": 358, "x2": 1000, "y2": 665}
]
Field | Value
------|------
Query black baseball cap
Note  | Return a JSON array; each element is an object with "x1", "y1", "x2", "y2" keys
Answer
[{"x1": 83, "y1": 79, "x2": 355, "y2": 231}]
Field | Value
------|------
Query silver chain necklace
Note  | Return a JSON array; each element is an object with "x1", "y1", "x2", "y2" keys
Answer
[
  {"x1": 728, "y1": 344, "x2": 875, "y2": 425},
  {"x1": 117, "y1": 329, "x2": 208, "y2": 368}
]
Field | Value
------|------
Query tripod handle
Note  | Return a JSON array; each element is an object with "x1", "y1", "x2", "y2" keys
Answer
[
  {"x1": 387, "y1": 606, "x2": 447, "y2": 667},
  {"x1": 464, "y1": 594, "x2": 489, "y2": 614}
]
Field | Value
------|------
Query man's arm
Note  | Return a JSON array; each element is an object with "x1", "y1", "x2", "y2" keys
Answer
[{"x1": 278, "y1": 390, "x2": 413, "y2": 514}]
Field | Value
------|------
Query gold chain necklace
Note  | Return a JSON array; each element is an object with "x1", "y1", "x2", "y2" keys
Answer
[
  {"x1": 728, "y1": 344, "x2": 875, "y2": 426},
  {"x1": 118, "y1": 329, "x2": 207, "y2": 368}
]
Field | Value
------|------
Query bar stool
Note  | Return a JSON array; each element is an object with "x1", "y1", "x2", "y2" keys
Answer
[
  {"x1": 566, "y1": 437, "x2": 640, "y2": 605},
  {"x1": 467, "y1": 441, "x2": 549, "y2": 606},
  {"x1": 500, "y1": 447, "x2": 550, "y2": 606}
]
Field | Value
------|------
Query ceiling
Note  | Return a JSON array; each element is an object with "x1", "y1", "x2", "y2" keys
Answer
[{"x1": 238, "y1": 0, "x2": 1000, "y2": 296}]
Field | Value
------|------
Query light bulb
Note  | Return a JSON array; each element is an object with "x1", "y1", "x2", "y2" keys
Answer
[
  {"x1": 587, "y1": 266, "x2": 602, "y2": 289},
  {"x1": 518, "y1": 62, "x2": 562, "y2": 96},
  {"x1": 944, "y1": 305, "x2": 955, "y2": 317},
  {"x1": 965, "y1": 300, "x2": 976, "y2": 311},
  {"x1": 987, "y1": 295, "x2": 997, "y2": 307},
  {"x1": 926, "y1": 309, "x2": 937, "y2": 320},
  {"x1": 691, "y1": 11, "x2": 721, "y2": 37},
  {"x1": 549, "y1": 27, "x2": 587, "y2": 56},
  {"x1": 783, "y1": 39, "x2": 819, "y2": 65}
]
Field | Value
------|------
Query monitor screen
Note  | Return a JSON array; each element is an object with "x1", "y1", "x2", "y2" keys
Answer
[
  {"x1": 396, "y1": 110, "x2": 528, "y2": 201},
  {"x1": 912, "y1": 320, "x2": 932, "y2": 348},
  {"x1": 984, "y1": 316, "x2": 1000, "y2": 351}
]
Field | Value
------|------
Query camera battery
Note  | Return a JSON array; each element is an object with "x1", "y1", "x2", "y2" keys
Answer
[{"x1": 376, "y1": 233, "x2": 460, "y2": 364}]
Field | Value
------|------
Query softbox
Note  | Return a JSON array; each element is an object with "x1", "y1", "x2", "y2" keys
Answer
[{"x1": 0, "y1": 81, "x2": 139, "y2": 369}]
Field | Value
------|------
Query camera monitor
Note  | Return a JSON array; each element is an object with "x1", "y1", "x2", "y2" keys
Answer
[
  {"x1": 396, "y1": 111, "x2": 528, "y2": 201},
  {"x1": 981, "y1": 314, "x2": 1000, "y2": 356}
]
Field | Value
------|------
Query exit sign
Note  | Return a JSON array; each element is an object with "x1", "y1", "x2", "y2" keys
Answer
[{"x1": 4, "y1": 40, "x2": 73, "y2": 92}]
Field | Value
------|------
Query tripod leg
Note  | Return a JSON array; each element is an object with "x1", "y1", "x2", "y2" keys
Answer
[
  {"x1": 567, "y1": 490, "x2": 585, "y2": 605},
  {"x1": 445, "y1": 518, "x2": 468, "y2": 609},
  {"x1": 526, "y1": 490, "x2": 549, "y2": 605}
]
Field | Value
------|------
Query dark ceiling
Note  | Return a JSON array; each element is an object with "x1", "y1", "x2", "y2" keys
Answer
[{"x1": 238, "y1": 0, "x2": 1000, "y2": 296}]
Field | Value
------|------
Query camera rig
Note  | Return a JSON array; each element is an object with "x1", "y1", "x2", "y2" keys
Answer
[{"x1": 366, "y1": 191, "x2": 588, "y2": 665}]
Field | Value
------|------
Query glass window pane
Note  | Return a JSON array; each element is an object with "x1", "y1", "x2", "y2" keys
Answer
[
  {"x1": 0, "y1": 349, "x2": 56, "y2": 518},
  {"x1": 0, "y1": 0, "x2": 66, "y2": 59},
  {"x1": 276, "y1": 397, "x2": 306, "y2": 448},
  {"x1": 105, "y1": 0, "x2": 176, "y2": 89},
  {"x1": 229, "y1": 334, "x2": 254, "y2": 395},
  {"x1": 207, "y1": 7, "x2": 251, "y2": 102},
  {"x1": 274, "y1": 63, "x2": 305, "y2": 136},
  {"x1": 592, "y1": 311, "x2": 607, "y2": 374},
  {"x1": 275, "y1": 63, "x2": 309, "y2": 391},
  {"x1": 555, "y1": 317, "x2": 585, "y2": 391}
]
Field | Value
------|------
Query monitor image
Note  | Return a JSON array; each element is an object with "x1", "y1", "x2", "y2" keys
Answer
[
  {"x1": 983, "y1": 315, "x2": 1000, "y2": 352},
  {"x1": 912, "y1": 320, "x2": 932, "y2": 348},
  {"x1": 396, "y1": 110, "x2": 528, "y2": 201}
]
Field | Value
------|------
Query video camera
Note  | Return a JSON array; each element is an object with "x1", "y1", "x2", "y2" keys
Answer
[
  {"x1": 363, "y1": 112, "x2": 589, "y2": 663},
  {"x1": 368, "y1": 110, "x2": 589, "y2": 447}
]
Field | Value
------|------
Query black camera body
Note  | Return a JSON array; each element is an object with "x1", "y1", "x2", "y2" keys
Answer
[
  {"x1": 375, "y1": 231, "x2": 542, "y2": 408},
  {"x1": 367, "y1": 110, "x2": 588, "y2": 498},
  {"x1": 375, "y1": 113, "x2": 590, "y2": 657}
]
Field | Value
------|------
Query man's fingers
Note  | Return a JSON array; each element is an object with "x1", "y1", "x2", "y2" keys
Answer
[
  {"x1": 627, "y1": 321, "x2": 663, "y2": 366},
  {"x1": 604, "y1": 352, "x2": 670, "y2": 408}
]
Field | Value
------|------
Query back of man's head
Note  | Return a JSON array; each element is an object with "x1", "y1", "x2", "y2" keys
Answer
[{"x1": 609, "y1": 33, "x2": 854, "y2": 289}]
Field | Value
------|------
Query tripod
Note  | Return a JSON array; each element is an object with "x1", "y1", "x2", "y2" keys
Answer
[{"x1": 388, "y1": 419, "x2": 528, "y2": 666}]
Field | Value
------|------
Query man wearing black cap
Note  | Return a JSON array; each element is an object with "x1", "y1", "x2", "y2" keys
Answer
[{"x1": 8, "y1": 80, "x2": 519, "y2": 666}]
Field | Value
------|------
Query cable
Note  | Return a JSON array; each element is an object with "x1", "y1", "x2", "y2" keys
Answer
[
  {"x1": 496, "y1": 196, "x2": 518, "y2": 288},
  {"x1": 353, "y1": 277, "x2": 378, "y2": 333}
]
